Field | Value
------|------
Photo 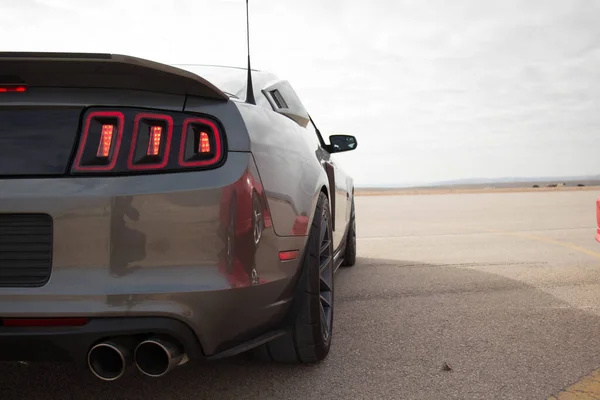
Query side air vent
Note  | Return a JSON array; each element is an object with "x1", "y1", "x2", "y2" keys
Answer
[
  {"x1": 262, "y1": 81, "x2": 310, "y2": 128},
  {"x1": 269, "y1": 90, "x2": 288, "y2": 109}
]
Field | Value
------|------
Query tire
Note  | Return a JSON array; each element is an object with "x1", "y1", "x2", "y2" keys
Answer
[
  {"x1": 341, "y1": 200, "x2": 356, "y2": 267},
  {"x1": 256, "y1": 192, "x2": 334, "y2": 363}
]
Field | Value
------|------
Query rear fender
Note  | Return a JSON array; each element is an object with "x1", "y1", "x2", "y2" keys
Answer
[{"x1": 235, "y1": 102, "x2": 328, "y2": 238}]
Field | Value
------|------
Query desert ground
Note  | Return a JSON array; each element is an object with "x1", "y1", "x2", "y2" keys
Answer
[{"x1": 2, "y1": 189, "x2": 600, "y2": 399}]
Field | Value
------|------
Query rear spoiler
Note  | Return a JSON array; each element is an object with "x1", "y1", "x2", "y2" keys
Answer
[{"x1": 0, "y1": 52, "x2": 228, "y2": 100}]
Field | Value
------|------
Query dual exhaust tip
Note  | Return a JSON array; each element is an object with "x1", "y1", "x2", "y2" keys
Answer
[{"x1": 87, "y1": 337, "x2": 187, "y2": 381}]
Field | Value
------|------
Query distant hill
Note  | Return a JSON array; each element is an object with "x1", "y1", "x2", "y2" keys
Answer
[
  {"x1": 356, "y1": 175, "x2": 600, "y2": 190},
  {"x1": 427, "y1": 175, "x2": 600, "y2": 187}
]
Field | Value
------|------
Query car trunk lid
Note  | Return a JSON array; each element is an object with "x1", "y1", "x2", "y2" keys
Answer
[
  {"x1": 0, "y1": 106, "x2": 84, "y2": 176},
  {"x1": 0, "y1": 52, "x2": 226, "y2": 177}
]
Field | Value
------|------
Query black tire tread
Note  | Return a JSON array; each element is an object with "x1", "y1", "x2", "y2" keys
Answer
[{"x1": 254, "y1": 192, "x2": 333, "y2": 364}]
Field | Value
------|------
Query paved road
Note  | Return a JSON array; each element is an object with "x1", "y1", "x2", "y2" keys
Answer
[{"x1": 2, "y1": 190, "x2": 600, "y2": 399}]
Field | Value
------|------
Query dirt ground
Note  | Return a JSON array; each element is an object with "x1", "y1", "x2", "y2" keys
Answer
[{"x1": 355, "y1": 185, "x2": 600, "y2": 196}]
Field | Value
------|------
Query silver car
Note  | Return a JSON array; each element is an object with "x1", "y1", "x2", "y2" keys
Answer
[{"x1": 0, "y1": 53, "x2": 358, "y2": 380}]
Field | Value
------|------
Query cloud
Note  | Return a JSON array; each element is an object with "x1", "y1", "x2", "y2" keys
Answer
[{"x1": 1, "y1": 0, "x2": 599, "y2": 185}]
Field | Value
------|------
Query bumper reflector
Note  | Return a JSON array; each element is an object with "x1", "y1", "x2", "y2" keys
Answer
[
  {"x1": 1, "y1": 318, "x2": 89, "y2": 327},
  {"x1": 279, "y1": 250, "x2": 299, "y2": 261},
  {"x1": 596, "y1": 197, "x2": 600, "y2": 243}
]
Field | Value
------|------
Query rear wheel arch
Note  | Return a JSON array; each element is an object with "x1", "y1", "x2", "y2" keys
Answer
[
  {"x1": 320, "y1": 185, "x2": 330, "y2": 203},
  {"x1": 323, "y1": 163, "x2": 336, "y2": 230},
  {"x1": 255, "y1": 191, "x2": 334, "y2": 363},
  {"x1": 341, "y1": 197, "x2": 356, "y2": 267},
  {"x1": 313, "y1": 183, "x2": 332, "y2": 232}
]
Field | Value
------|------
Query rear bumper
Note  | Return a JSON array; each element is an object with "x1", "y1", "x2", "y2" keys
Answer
[
  {"x1": 0, "y1": 152, "x2": 306, "y2": 356},
  {"x1": 0, "y1": 317, "x2": 201, "y2": 364}
]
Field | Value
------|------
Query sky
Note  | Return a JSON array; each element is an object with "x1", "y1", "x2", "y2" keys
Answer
[{"x1": 1, "y1": 0, "x2": 599, "y2": 186}]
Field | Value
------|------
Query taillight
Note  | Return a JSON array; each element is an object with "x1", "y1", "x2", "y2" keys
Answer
[
  {"x1": 127, "y1": 113, "x2": 173, "y2": 170},
  {"x1": 73, "y1": 111, "x2": 125, "y2": 172},
  {"x1": 179, "y1": 118, "x2": 222, "y2": 167},
  {"x1": 97, "y1": 124, "x2": 115, "y2": 158},
  {"x1": 0, "y1": 85, "x2": 27, "y2": 93},
  {"x1": 71, "y1": 108, "x2": 224, "y2": 175},
  {"x1": 148, "y1": 126, "x2": 163, "y2": 156},
  {"x1": 199, "y1": 132, "x2": 211, "y2": 153}
]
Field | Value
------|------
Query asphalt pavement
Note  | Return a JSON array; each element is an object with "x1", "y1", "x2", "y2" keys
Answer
[{"x1": 2, "y1": 190, "x2": 600, "y2": 400}]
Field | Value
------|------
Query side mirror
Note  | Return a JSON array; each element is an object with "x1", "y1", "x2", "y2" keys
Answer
[{"x1": 328, "y1": 135, "x2": 357, "y2": 153}]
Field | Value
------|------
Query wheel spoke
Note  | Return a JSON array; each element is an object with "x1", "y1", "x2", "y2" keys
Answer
[
  {"x1": 319, "y1": 216, "x2": 328, "y2": 243},
  {"x1": 320, "y1": 240, "x2": 331, "y2": 255},
  {"x1": 320, "y1": 273, "x2": 332, "y2": 293},
  {"x1": 320, "y1": 293, "x2": 332, "y2": 309},
  {"x1": 319, "y1": 302, "x2": 328, "y2": 332},
  {"x1": 319, "y1": 253, "x2": 331, "y2": 271}
]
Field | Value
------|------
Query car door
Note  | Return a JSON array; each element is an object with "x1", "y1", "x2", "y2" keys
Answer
[
  {"x1": 260, "y1": 80, "x2": 350, "y2": 249},
  {"x1": 308, "y1": 119, "x2": 350, "y2": 252},
  {"x1": 331, "y1": 157, "x2": 350, "y2": 251}
]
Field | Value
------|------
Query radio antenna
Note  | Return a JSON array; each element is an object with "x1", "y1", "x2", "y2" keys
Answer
[{"x1": 245, "y1": 0, "x2": 256, "y2": 105}]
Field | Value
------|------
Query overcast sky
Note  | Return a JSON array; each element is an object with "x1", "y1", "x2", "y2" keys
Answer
[{"x1": 1, "y1": 0, "x2": 599, "y2": 186}]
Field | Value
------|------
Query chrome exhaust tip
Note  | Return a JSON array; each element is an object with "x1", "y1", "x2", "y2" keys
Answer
[
  {"x1": 87, "y1": 340, "x2": 130, "y2": 381},
  {"x1": 134, "y1": 337, "x2": 186, "y2": 378}
]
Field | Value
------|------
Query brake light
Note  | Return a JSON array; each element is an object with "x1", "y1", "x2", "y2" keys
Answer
[
  {"x1": 180, "y1": 118, "x2": 222, "y2": 167},
  {"x1": 199, "y1": 132, "x2": 211, "y2": 153},
  {"x1": 147, "y1": 126, "x2": 163, "y2": 156},
  {"x1": 128, "y1": 113, "x2": 173, "y2": 170},
  {"x1": 71, "y1": 109, "x2": 224, "y2": 175},
  {"x1": 73, "y1": 111, "x2": 124, "y2": 172},
  {"x1": 0, "y1": 85, "x2": 27, "y2": 93},
  {"x1": 97, "y1": 124, "x2": 114, "y2": 158}
]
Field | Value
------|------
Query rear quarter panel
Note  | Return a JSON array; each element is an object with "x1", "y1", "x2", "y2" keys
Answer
[{"x1": 234, "y1": 102, "x2": 329, "y2": 238}]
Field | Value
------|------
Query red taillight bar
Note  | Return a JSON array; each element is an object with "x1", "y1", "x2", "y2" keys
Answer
[
  {"x1": 0, "y1": 85, "x2": 27, "y2": 93},
  {"x1": 73, "y1": 111, "x2": 125, "y2": 172},
  {"x1": 128, "y1": 113, "x2": 173, "y2": 170},
  {"x1": 199, "y1": 131, "x2": 211, "y2": 153},
  {"x1": 71, "y1": 109, "x2": 224, "y2": 174},
  {"x1": 1, "y1": 318, "x2": 89, "y2": 327},
  {"x1": 147, "y1": 126, "x2": 163, "y2": 156},
  {"x1": 179, "y1": 117, "x2": 223, "y2": 167},
  {"x1": 97, "y1": 124, "x2": 115, "y2": 158}
]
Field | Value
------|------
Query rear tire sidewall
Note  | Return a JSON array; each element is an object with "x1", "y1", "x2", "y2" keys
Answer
[
  {"x1": 315, "y1": 195, "x2": 334, "y2": 352},
  {"x1": 296, "y1": 192, "x2": 334, "y2": 360},
  {"x1": 257, "y1": 192, "x2": 334, "y2": 363}
]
